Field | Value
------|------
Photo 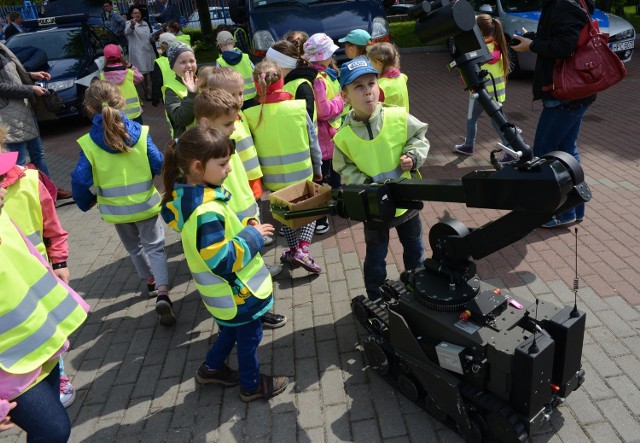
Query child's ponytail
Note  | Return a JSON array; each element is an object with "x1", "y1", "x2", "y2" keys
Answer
[
  {"x1": 477, "y1": 14, "x2": 510, "y2": 81},
  {"x1": 83, "y1": 80, "x2": 131, "y2": 152},
  {"x1": 252, "y1": 59, "x2": 282, "y2": 127},
  {"x1": 162, "y1": 139, "x2": 180, "y2": 206}
]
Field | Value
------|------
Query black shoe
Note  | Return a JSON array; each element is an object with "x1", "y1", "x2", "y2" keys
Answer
[
  {"x1": 155, "y1": 293, "x2": 176, "y2": 326},
  {"x1": 315, "y1": 217, "x2": 329, "y2": 234},
  {"x1": 261, "y1": 311, "x2": 287, "y2": 329},
  {"x1": 195, "y1": 363, "x2": 240, "y2": 386}
]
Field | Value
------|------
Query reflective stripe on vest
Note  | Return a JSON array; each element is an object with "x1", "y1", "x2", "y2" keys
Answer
[
  {"x1": 282, "y1": 78, "x2": 317, "y2": 123},
  {"x1": 217, "y1": 52, "x2": 257, "y2": 100},
  {"x1": 155, "y1": 56, "x2": 173, "y2": 85},
  {"x1": 333, "y1": 106, "x2": 410, "y2": 217},
  {"x1": 483, "y1": 41, "x2": 506, "y2": 102},
  {"x1": 77, "y1": 126, "x2": 161, "y2": 224},
  {"x1": 231, "y1": 113, "x2": 262, "y2": 180},
  {"x1": 225, "y1": 152, "x2": 259, "y2": 221},
  {"x1": 318, "y1": 73, "x2": 342, "y2": 128},
  {"x1": 0, "y1": 211, "x2": 88, "y2": 374},
  {"x1": 182, "y1": 199, "x2": 272, "y2": 320},
  {"x1": 99, "y1": 69, "x2": 141, "y2": 119},
  {"x1": 378, "y1": 74, "x2": 410, "y2": 112},
  {"x1": 162, "y1": 76, "x2": 196, "y2": 138},
  {"x1": 243, "y1": 100, "x2": 312, "y2": 191},
  {"x1": 3, "y1": 169, "x2": 47, "y2": 259}
]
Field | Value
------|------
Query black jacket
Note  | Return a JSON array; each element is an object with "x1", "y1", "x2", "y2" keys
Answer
[
  {"x1": 529, "y1": 0, "x2": 594, "y2": 100},
  {"x1": 4, "y1": 24, "x2": 21, "y2": 41},
  {"x1": 284, "y1": 65, "x2": 317, "y2": 121}
]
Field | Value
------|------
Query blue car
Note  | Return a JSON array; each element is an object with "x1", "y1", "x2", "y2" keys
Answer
[{"x1": 5, "y1": 14, "x2": 120, "y2": 121}]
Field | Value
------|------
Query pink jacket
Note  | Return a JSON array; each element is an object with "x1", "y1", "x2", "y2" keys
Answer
[
  {"x1": 310, "y1": 63, "x2": 344, "y2": 160},
  {"x1": 0, "y1": 226, "x2": 89, "y2": 412},
  {"x1": 0, "y1": 165, "x2": 69, "y2": 264},
  {"x1": 103, "y1": 62, "x2": 144, "y2": 85}
]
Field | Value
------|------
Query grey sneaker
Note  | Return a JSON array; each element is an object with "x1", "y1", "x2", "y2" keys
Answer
[{"x1": 453, "y1": 144, "x2": 474, "y2": 156}]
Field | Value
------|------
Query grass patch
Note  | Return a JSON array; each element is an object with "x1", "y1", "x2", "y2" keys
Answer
[
  {"x1": 623, "y1": 6, "x2": 640, "y2": 32},
  {"x1": 390, "y1": 20, "x2": 448, "y2": 48}
]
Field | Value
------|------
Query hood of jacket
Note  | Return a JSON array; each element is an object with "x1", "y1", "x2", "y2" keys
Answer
[
  {"x1": 161, "y1": 183, "x2": 231, "y2": 233},
  {"x1": 88, "y1": 114, "x2": 143, "y2": 153},
  {"x1": 284, "y1": 65, "x2": 318, "y2": 84},
  {"x1": 103, "y1": 63, "x2": 129, "y2": 85},
  {"x1": 220, "y1": 49, "x2": 243, "y2": 66}
]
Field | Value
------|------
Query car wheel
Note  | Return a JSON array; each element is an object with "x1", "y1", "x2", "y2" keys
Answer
[{"x1": 507, "y1": 45, "x2": 522, "y2": 78}]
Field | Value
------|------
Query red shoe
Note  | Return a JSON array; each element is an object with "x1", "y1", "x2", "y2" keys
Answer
[{"x1": 56, "y1": 188, "x2": 73, "y2": 200}]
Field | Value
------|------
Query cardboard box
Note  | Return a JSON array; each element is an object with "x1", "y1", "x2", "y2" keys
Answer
[{"x1": 269, "y1": 181, "x2": 332, "y2": 228}]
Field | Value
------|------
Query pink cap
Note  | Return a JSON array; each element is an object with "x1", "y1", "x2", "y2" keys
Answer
[
  {"x1": 103, "y1": 44, "x2": 122, "y2": 61},
  {"x1": 0, "y1": 151, "x2": 18, "y2": 176}
]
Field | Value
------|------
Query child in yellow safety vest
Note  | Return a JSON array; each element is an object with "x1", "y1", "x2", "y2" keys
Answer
[
  {"x1": 0, "y1": 136, "x2": 77, "y2": 409},
  {"x1": 71, "y1": 80, "x2": 176, "y2": 326},
  {"x1": 193, "y1": 87, "x2": 287, "y2": 328},
  {"x1": 303, "y1": 33, "x2": 345, "y2": 235},
  {"x1": 151, "y1": 32, "x2": 178, "y2": 107},
  {"x1": 244, "y1": 60, "x2": 324, "y2": 274},
  {"x1": 215, "y1": 30, "x2": 257, "y2": 109},
  {"x1": 163, "y1": 43, "x2": 198, "y2": 138},
  {"x1": 339, "y1": 29, "x2": 371, "y2": 60},
  {"x1": 101, "y1": 44, "x2": 145, "y2": 124},
  {"x1": 333, "y1": 58, "x2": 430, "y2": 303},
  {"x1": 453, "y1": 14, "x2": 512, "y2": 159},
  {"x1": 0, "y1": 148, "x2": 89, "y2": 441},
  {"x1": 366, "y1": 42, "x2": 410, "y2": 113},
  {"x1": 160, "y1": 125, "x2": 289, "y2": 401}
]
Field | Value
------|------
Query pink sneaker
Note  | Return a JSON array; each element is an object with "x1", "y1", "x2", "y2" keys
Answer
[
  {"x1": 60, "y1": 373, "x2": 76, "y2": 408},
  {"x1": 280, "y1": 248, "x2": 300, "y2": 268},
  {"x1": 293, "y1": 247, "x2": 322, "y2": 273}
]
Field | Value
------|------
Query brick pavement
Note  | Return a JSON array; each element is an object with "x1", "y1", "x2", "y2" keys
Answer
[{"x1": 2, "y1": 51, "x2": 639, "y2": 442}]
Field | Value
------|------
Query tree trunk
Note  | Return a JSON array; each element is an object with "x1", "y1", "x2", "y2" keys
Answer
[{"x1": 195, "y1": 0, "x2": 213, "y2": 43}]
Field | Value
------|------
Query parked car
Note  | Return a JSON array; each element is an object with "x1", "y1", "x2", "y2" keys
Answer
[
  {"x1": 448, "y1": 0, "x2": 635, "y2": 76},
  {"x1": 5, "y1": 14, "x2": 120, "y2": 120},
  {"x1": 184, "y1": 6, "x2": 235, "y2": 30},
  {"x1": 229, "y1": 0, "x2": 390, "y2": 62}
]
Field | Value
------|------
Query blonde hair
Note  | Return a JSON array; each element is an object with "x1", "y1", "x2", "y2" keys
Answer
[
  {"x1": 83, "y1": 80, "x2": 131, "y2": 152},
  {"x1": 198, "y1": 66, "x2": 243, "y2": 90},
  {"x1": 366, "y1": 42, "x2": 401, "y2": 73},
  {"x1": 194, "y1": 88, "x2": 240, "y2": 121},
  {"x1": 252, "y1": 59, "x2": 282, "y2": 127},
  {"x1": 476, "y1": 14, "x2": 510, "y2": 81},
  {"x1": 162, "y1": 126, "x2": 235, "y2": 205}
]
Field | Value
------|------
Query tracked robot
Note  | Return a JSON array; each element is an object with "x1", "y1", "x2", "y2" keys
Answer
[{"x1": 271, "y1": 1, "x2": 591, "y2": 440}]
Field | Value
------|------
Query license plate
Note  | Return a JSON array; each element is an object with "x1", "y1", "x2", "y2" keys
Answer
[{"x1": 610, "y1": 40, "x2": 635, "y2": 52}]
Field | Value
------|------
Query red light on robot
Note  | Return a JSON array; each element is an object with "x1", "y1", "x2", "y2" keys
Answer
[
  {"x1": 551, "y1": 384, "x2": 560, "y2": 392},
  {"x1": 460, "y1": 310, "x2": 471, "y2": 321},
  {"x1": 493, "y1": 288, "x2": 502, "y2": 295}
]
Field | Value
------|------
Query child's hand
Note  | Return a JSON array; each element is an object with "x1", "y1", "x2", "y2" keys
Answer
[
  {"x1": 54, "y1": 267, "x2": 71, "y2": 284},
  {"x1": 0, "y1": 400, "x2": 16, "y2": 432},
  {"x1": 248, "y1": 219, "x2": 275, "y2": 238},
  {"x1": 400, "y1": 155, "x2": 414, "y2": 172},
  {"x1": 313, "y1": 172, "x2": 323, "y2": 181},
  {"x1": 182, "y1": 70, "x2": 198, "y2": 93}
]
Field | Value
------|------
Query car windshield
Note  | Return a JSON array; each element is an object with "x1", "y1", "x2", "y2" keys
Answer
[
  {"x1": 6, "y1": 28, "x2": 84, "y2": 61},
  {"x1": 501, "y1": 0, "x2": 545, "y2": 13},
  {"x1": 252, "y1": 0, "x2": 315, "y2": 7}
]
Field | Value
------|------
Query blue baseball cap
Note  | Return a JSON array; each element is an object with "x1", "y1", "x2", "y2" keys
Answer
[
  {"x1": 339, "y1": 57, "x2": 379, "y2": 89},
  {"x1": 338, "y1": 29, "x2": 372, "y2": 46}
]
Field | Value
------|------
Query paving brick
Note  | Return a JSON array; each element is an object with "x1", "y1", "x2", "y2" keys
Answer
[
  {"x1": 584, "y1": 422, "x2": 623, "y2": 443},
  {"x1": 594, "y1": 310, "x2": 637, "y2": 339},
  {"x1": 607, "y1": 374, "x2": 640, "y2": 416},
  {"x1": 351, "y1": 418, "x2": 382, "y2": 443},
  {"x1": 297, "y1": 389, "x2": 324, "y2": 429},
  {"x1": 597, "y1": 397, "x2": 640, "y2": 442},
  {"x1": 565, "y1": 389, "x2": 603, "y2": 425},
  {"x1": 583, "y1": 342, "x2": 623, "y2": 378}
]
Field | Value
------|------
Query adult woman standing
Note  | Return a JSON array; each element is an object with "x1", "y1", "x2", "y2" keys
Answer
[
  {"x1": 511, "y1": 0, "x2": 594, "y2": 227},
  {"x1": 125, "y1": 7, "x2": 155, "y2": 101}
]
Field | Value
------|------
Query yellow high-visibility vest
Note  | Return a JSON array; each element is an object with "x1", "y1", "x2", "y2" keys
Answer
[
  {"x1": 378, "y1": 73, "x2": 410, "y2": 112},
  {"x1": 100, "y1": 69, "x2": 142, "y2": 119},
  {"x1": 181, "y1": 197, "x2": 272, "y2": 320},
  {"x1": 482, "y1": 40, "x2": 506, "y2": 102},
  {"x1": 0, "y1": 210, "x2": 87, "y2": 375},
  {"x1": 231, "y1": 112, "x2": 262, "y2": 180},
  {"x1": 154, "y1": 56, "x2": 173, "y2": 86},
  {"x1": 3, "y1": 169, "x2": 46, "y2": 259},
  {"x1": 225, "y1": 152, "x2": 259, "y2": 221},
  {"x1": 77, "y1": 126, "x2": 161, "y2": 224},
  {"x1": 282, "y1": 78, "x2": 317, "y2": 124},
  {"x1": 333, "y1": 106, "x2": 411, "y2": 217},
  {"x1": 243, "y1": 100, "x2": 312, "y2": 191},
  {"x1": 317, "y1": 72, "x2": 342, "y2": 128},
  {"x1": 217, "y1": 51, "x2": 257, "y2": 100},
  {"x1": 176, "y1": 33, "x2": 191, "y2": 47},
  {"x1": 161, "y1": 76, "x2": 196, "y2": 138}
]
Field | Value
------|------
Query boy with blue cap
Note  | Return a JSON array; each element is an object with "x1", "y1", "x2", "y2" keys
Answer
[
  {"x1": 333, "y1": 57, "x2": 430, "y2": 303},
  {"x1": 339, "y1": 29, "x2": 372, "y2": 59}
]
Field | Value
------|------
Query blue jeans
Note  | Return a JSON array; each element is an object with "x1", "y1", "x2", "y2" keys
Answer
[
  {"x1": 205, "y1": 318, "x2": 263, "y2": 392},
  {"x1": 9, "y1": 363, "x2": 71, "y2": 443},
  {"x1": 463, "y1": 96, "x2": 511, "y2": 148},
  {"x1": 533, "y1": 100, "x2": 591, "y2": 222},
  {"x1": 6, "y1": 136, "x2": 50, "y2": 177},
  {"x1": 363, "y1": 214, "x2": 424, "y2": 300}
]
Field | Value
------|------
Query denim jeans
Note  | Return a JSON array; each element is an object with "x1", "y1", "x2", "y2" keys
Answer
[
  {"x1": 6, "y1": 136, "x2": 50, "y2": 177},
  {"x1": 9, "y1": 363, "x2": 71, "y2": 443},
  {"x1": 463, "y1": 96, "x2": 511, "y2": 148},
  {"x1": 363, "y1": 214, "x2": 424, "y2": 300},
  {"x1": 205, "y1": 318, "x2": 263, "y2": 392},
  {"x1": 533, "y1": 100, "x2": 591, "y2": 222}
]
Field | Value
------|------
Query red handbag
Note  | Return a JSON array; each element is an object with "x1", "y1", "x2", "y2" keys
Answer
[{"x1": 548, "y1": 0, "x2": 627, "y2": 101}]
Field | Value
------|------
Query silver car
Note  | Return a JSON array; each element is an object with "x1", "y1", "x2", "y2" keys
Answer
[{"x1": 450, "y1": 0, "x2": 635, "y2": 76}]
